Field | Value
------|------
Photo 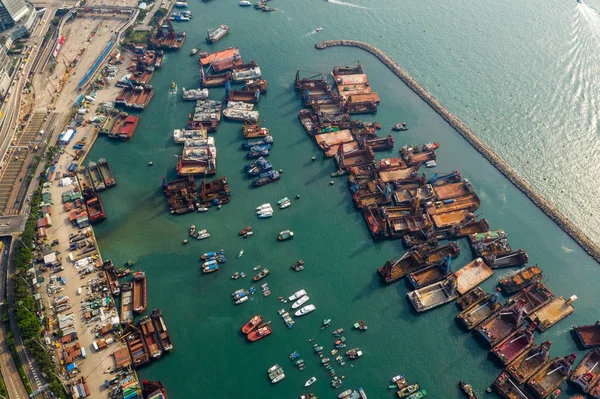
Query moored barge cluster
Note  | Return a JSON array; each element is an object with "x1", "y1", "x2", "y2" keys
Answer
[{"x1": 292, "y1": 60, "x2": 588, "y2": 399}]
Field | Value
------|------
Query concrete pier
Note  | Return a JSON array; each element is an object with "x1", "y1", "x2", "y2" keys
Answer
[{"x1": 315, "y1": 39, "x2": 600, "y2": 263}]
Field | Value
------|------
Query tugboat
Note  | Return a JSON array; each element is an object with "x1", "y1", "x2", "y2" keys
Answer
[
  {"x1": 248, "y1": 326, "x2": 271, "y2": 341},
  {"x1": 459, "y1": 381, "x2": 478, "y2": 399},
  {"x1": 392, "y1": 122, "x2": 408, "y2": 131},
  {"x1": 241, "y1": 314, "x2": 262, "y2": 334}
]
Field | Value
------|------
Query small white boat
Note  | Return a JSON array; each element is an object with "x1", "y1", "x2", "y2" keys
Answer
[
  {"x1": 235, "y1": 296, "x2": 249, "y2": 304},
  {"x1": 305, "y1": 377, "x2": 317, "y2": 387},
  {"x1": 291, "y1": 295, "x2": 309, "y2": 309},
  {"x1": 277, "y1": 197, "x2": 289, "y2": 205},
  {"x1": 316, "y1": 27, "x2": 323, "y2": 32},
  {"x1": 256, "y1": 203, "x2": 272, "y2": 210},
  {"x1": 254, "y1": 265, "x2": 262, "y2": 271},
  {"x1": 258, "y1": 211, "x2": 273, "y2": 218},
  {"x1": 392, "y1": 374, "x2": 404, "y2": 383},
  {"x1": 279, "y1": 200, "x2": 291, "y2": 209},
  {"x1": 257, "y1": 208, "x2": 273, "y2": 215},
  {"x1": 425, "y1": 160, "x2": 437, "y2": 168},
  {"x1": 339, "y1": 390, "x2": 352, "y2": 398},
  {"x1": 289, "y1": 289, "x2": 307, "y2": 301},
  {"x1": 295, "y1": 304, "x2": 316, "y2": 317},
  {"x1": 243, "y1": 231, "x2": 254, "y2": 238},
  {"x1": 238, "y1": 250, "x2": 244, "y2": 258},
  {"x1": 197, "y1": 207, "x2": 209, "y2": 212},
  {"x1": 197, "y1": 232, "x2": 210, "y2": 240},
  {"x1": 271, "y1": 373, "x2": 285, "y2": 383}
]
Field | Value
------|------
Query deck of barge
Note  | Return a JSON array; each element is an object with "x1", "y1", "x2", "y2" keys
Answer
[
  {"x1": 432, "y1": 181, "x2": 471, "y2": 200},
  {"x1": 528, "y1": 296, "x2": 575, "y2": 332},
  {"x1": 454, "y1": 258, "x2": 493, "y2": 295}
]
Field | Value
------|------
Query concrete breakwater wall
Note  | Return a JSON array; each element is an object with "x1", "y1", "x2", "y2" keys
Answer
[{"x1": 315, "y1": 39, "x2": 600, "y2": 263}]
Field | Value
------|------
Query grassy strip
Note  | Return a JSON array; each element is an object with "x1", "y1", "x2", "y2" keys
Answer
[
  {"x1": 0, "y1": 367, "x2": 9, "y2": 398},
  {"x1": 12, "y1": 185, "x2": 67, "y2": 397}
]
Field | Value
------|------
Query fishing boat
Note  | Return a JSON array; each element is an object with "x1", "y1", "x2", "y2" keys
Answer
[
  {"x1": 132, "y1": 272, "x2": 147, "y2": 314},
  {"x1": 346, "y1": 348, "x2": 363, "y2": 359},
  {"x1": 398, "y1": 383, "x2": 420, "y2": 397},
  {"x1": 242, "y1": 314, "x2": 262, "y2": 334},
  {"x1": 197, "y1": 231, "x2": 210, "y2": 240},
  {"x1": 291, "y1": 295, "x2": 310, "y2": 309},
  {"x1": 339, "y1": 389, "x2": 352, "y2": 398},
  {"x1": 354, "y1": 320, "x2": 368, "y2": 331},
  {"x1": 170, "y1": 81, "x2": 177, "y2": 93},
  {"x1": 406, "y1": 391, "x2": 426, "y2": 399},
  {"x1": 507, "y1": 341, "x2": 553, "y2": 384},
  {"x1": 408, "y1": 276, "x2": 459, "y2": 312},
  {"x1": 278, "y1": 230, "x2": 294, "y2": 241},
  {"x1": 570, "y1": 349, "x2": 600, "y2": 392},
  {"x1": 292, "y1": 260, "x2": 304, "y2": 271},
  {"x1": 295, "y1": 304, "x2": 316, "y2": 317},
  {"x1": 290, "y1": 351, "x2": 300, "y2": 360},
  {"x1": 248, "y1": 325, "x2": 271, "y2": 341},
  {"x1": 332, "y1": 328, "x2": 344, "y2": 337},
  {"x1": 527, "y1": 354, "x2": 577, "y2": 398},
  {"x1": 253, "y1": 268, "x2": 270, "y2": 281},
  {"x1": 239, "y1": 226, "x2": 252, "y2": 235},
  {"x1": 238, "y1": 249, "x2": 244, "y2": 258},
  {"x1": 459, "y1": 381, "x2": 478, "y2": 399},
  {"x1": 289, "y1": 289, "x2": 307, "y2": 301},
  {"x1": 499, "y1": 265, "x2": 543, "y2": 294},
  {"x1": 190, "y1": 48, "x2": 199, "y2": 56},
  {"x1": 203, "y1": 264, "x2": 219, "y2": 273},
  {"x1": 305, "y1": 377, "x2": 317, "y2": 387},
  {"x1": 296, "y1": 359, "x2": 305, "y2": 370},
  {"x1": 491, "y1": 322, "x2": 537, "y2": 366},
  {"x1": 456, "y1": 289, "x2": 502, "y2": 330},
  {"x1": 252, "y1": 170, "x2": 280, "y2": 187},
  {"x1": 150, "y1": 308, "x2": 173, "y2": 352},
  {"x1": 475, "y1": 299, "x2": 526, "y2": 347},
  {"x1": 231, "y1": 272, "x2": 240, "y2": 279},
  {"x1": 392, "y1": 122, "x2": 408, "y2": 131},
  {"x1": 140, "y1": 316, "x2": 162, "y2": 359},
  {"x1": 235, "y1": 296, "x2": 249, "y2": 305},
  {"x1": 322, "y1": 319, "x2": 331, "y2": 328}
]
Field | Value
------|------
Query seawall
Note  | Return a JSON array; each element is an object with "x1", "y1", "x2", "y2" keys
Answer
[{"x1": 315, "y1": 39, "x2": 600, "y2": 263}]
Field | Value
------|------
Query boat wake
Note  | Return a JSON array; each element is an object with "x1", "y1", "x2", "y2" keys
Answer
[
  {"x1": 327, "y1": 0, "x2": 369, "y2": 9},
  {"x1": 303, "y1": 30, "x2": 318, "y2": 37}
]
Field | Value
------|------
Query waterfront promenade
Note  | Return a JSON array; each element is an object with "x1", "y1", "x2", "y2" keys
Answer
[{"x1": 316, "y1": 39, "x2": 600, "y2": 264}]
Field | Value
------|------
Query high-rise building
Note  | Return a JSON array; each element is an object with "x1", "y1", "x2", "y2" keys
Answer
[
  {"x1": 0, "y1": 0, "x2": 29, "y2": 31},
  {"x1": 0, "y1": 44, "x2": 13, "y2": 99}
]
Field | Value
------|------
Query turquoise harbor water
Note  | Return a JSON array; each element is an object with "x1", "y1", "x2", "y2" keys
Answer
[{"x1": 88, "y1": 0, "x2": 600, "y2": 397}]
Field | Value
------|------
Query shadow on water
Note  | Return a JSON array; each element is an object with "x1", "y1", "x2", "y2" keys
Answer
[
  {"x1": 303, "y1": 167, "x2": 332, "y2": 185},
  {"x1": 352, "y1": 272, "x2": 383, "y2": 302}
]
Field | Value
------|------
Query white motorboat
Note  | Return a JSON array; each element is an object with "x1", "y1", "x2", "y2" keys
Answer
[
  {"x1": 277, "y1": 197, "x2": 289, "y2": 204},
  {"x1": 305, "y1": 377, "x2": 317, "y2": 387},
  {"x1": 289, "y1": 289, "x2": 307, "y2": 301},
  {"x1": 197, "y1": 207, "x2": 209, "y2": 212},
  {"x1": 238, "y1": 250, "x2": 244, "y2": 258},
  {"x1": 291, "y1": 295, "x2": 310, "y2": 309},
  {"x1": 257, "y1": 208, "x2": 273, "y2": 215},
  {"x1": 197, "y1": 232, "x2": 210, "y2": 240},
  {"x1": 392, "y1": 375, "x2": 404, "y2": 383},
  {"x1": 316, "y1": 27, "x2": 323, "y2": 32},
  {"x1": 240, "y1": 0, "x2": 252, "y2": 5},
  {"x1": 235, "y1": 296, "x2": 249, "y2": 305},
  {"x1": 267, "y1": 364, "x2": 280, "y2": 373},
  {"x1": 279, "y1": 200, "x2": 291, "y2": 209},
  {"x1": 258, "y1": 211, "x2": 273, "y2": 218},
  {"x1": 271, "y1": 373, "x2": 285, "y2": 383},
  {"x1": 339, "y1": 390, "x2": 352, "y2": 398},
  {"x1": 254, "y1": 265, "x2": 262, "y2": 271},
  {"x1": 256, "y1": 203, "x2": 272, "y2": 210},
  {"x1": 425, "y1": 160, "x2": 437, "y2": 168},
  {"x1": 295, "y1": 304, "x2": 316, "y2": 317}
]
